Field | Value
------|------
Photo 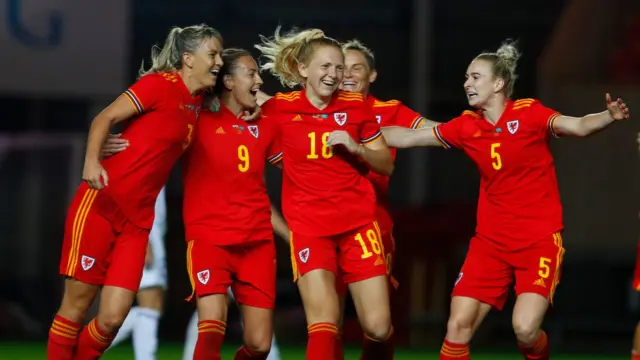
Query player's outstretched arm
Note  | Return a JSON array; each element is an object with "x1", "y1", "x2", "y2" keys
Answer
[
  {"x1": 381, "y1": 126, "x2": 443, "y2": 148},
  {"x1": 83, "y1": 95, "x2": 140, "y2": 189},
  {"x1": 326, "y1": 130, "x2": 394, "y2": 175},
  {"x1": 553, "y1": 93, "x2": 630, "y2": 137},
  {"x1": 270, "y1": 204, "x2": 289, "y2": 244}
]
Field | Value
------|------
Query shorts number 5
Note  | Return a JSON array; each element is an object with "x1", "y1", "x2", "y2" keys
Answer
[
  {"x1": 538, "y1": 257, "x2": 552, "y2": 278},
  {"x1": 355, "y1": 229, "x2": 382, "y2": 259}
]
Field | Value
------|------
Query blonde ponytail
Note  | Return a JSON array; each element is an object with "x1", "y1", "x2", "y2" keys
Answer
[
  {"x1": 139, "y1": 24, "x2": 223, "y2": 77},
  {"x1": 255, "y1": 26, "x2": 341, "y2": 88},
  {"x1": 475, "y1": 39, "x2": 521, "y2": 98}
]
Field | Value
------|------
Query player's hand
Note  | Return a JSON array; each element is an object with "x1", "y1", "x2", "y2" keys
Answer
[
  {"x1": 101, "y1": 133, "x2": 129, "y2": 158},
  {"x1": 606, "y1": 93, "x2": 630, "y2": 120},
  {"x1": 145, "y1": 243, "x2": 154, "y2": 268},
  {"x1": 326, "y1": 130, "x2": 362, "y2": 155},
  {"x1": 82, "y1": 160, "x2": 108, "y2": 189},
  {"x1": 241, "y1": 106, "x2": 262, "y2": 122}
]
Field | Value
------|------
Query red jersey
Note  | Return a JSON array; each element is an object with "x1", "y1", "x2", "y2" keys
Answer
[
  {"x1": 182, "y1": 105, "x2": 283, "y2": 245},
  {"x1": 433, "y1": 98, "x2": 563, "y2": 250},
  {"x1": 101, "y1": 72, "x2": 201, "y2": 229},
  {"x1": 262, "y1": 89, "x2": 383, "y2": 237},
  {"x1": 367, "y1": 95, "x2": 424, "y2": 234}
]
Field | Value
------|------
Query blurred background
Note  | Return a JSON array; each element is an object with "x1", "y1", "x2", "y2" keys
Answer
[{"x1": 1, "y1": 0, "x2": 639, "y2": 357}]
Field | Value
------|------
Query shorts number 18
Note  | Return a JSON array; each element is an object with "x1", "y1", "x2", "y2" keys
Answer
[{"x1": 355, "y1": 229, "x2": 381, "y2": 259}]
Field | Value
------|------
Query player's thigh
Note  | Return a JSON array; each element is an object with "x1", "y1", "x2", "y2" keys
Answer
[
  {"x1": 234, "y1": 241, "x2": 276, "y2": 309},
  {"x1": 348, "y1": 275, "x2": 391, "y2": 338},
  {"x1": 186, "y1": 240, "x2": 233, "y2": 299},
  {"x1": 104, "y1": 223, "x2": 149, "y2": 292},
  {"x1": 60, "y1": 187, "x2": 116, "y2": 286},
  {"x1": 58, "y1": 278, "x2": 100, "y2": 322},
  {"x1": 511, "y1": 292, "x2": 548, "y2": 340},
  {"x1": 238, "y1": 304, "x2": 273, "y2": 352},
  {"x1": 452, "y1": 238, "x2": 513, "y2": 311},
  {"x1": 446, "y1": 296, "x2": 492, "y2": 341},
  {"x1": 513, "y1": 231, "x2": 565, "y2": 305},
  {"x1": 338, "y1": 221, "x2": 388, "y2": 285},
  {"x1": 290, "y1": 231, "x2": 339, "y2": 281},
  {"x1": 298, "y1": 269, "x2": 340, "y2": 324},
  {"x1": 98, "y1": 285, "x2": 137, "y2": 329}
]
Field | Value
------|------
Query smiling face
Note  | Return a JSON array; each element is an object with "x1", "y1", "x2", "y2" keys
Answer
[
  {"x1": 226, "y1": 55, "x2": 263, "y2": 110},
  {"x1": 298, "y1": 44, "x2": 345, "y2": 98},
  {"x1": 186, "y1": 36, "x2": 224, "y2": 89},
  {"x1": 340, "y1": 49, "x2": 377, "y2": 95},
  {"x1": 464, "y1": 58, "x2": 505, "y2": 108}
]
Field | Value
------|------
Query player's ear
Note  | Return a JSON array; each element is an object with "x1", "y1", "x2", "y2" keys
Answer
[
  {"x1": 298, "y1": 62, "x2": 308, "y2": 79},
  {"x1": 493, "y1": 77, "x2": 505, "y2": 93},
  {"x1": 368, "y1": 69, "x2": 378, "y2": 84},
  {"x1": 182, "y1": 52, "x2": 194, "y2": 69},
  {"x1": 223, "y1": 74, "x2": 234, "y2": 91}
]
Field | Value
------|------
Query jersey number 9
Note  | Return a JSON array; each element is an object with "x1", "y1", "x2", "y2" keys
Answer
[{"x1": 238, "y1": 145, "x2": 249, "y2": 172}]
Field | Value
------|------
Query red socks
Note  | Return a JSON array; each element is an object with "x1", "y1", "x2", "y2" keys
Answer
[
  {"x1": 307, "y1": 322, "x2": 339, "y2": 360},
  {"x1": 234, "y1": 345, "x2": 269, "y2": 359},
  {"x1": 193, "y1": 320, "x2": 226, "y2": 360},
  {"x1": 440, "y1": 339, "x2": 470, "y2": 359},
  {"x1": 518, "y1": 331, "x2": 549, "y2": 360},
  {"x1": 632, "y1": 350, "x2": 640, "y2": 360},
  {"x1": 360, "y1": 327, "x2": 394, "y2": 360},
  {"x1": 47, "y1": 315, "x2": 81, "y2": 360},
  {"x1": 75, "y1": 318, "x2": 117, "y2": 359},
  {"x1": 335, "y1": 329, "x2": 344, "y2": 360}
]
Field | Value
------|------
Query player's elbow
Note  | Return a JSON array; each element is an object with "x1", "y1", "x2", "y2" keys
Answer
[{"x1": 378, "y1": 156, "x2": 394, "y2": 176}]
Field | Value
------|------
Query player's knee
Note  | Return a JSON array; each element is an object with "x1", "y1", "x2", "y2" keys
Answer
[
  {"x1": 512, "y1": 318, "x2": 539, "y2": 345},
  {"x1": 244, "y1": 340, "x2": 271, "y2": 355},
  {"x1": 446, "y1": 315, "x2": 474, "y2": 343},
  {"x1": 360, "y1": 312, "x2": 392, "y2": 341},
  {"x1": 98, "y1": 312, "x2": 127, "y2": 333}
]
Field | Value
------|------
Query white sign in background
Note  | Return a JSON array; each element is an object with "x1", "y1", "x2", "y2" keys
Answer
[{"x1": 0, "y1": 0, "x2": 130, "y2": 97}]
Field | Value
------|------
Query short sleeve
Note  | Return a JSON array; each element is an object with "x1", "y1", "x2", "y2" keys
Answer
[
  {"x1": 123, "y1": 74, "x2": 168, "y2": 114},
  {"x1": 531, "y1": 101, "x2": 562, "y2": 138},
  {"x1": 265, "y1": 120, "x2": 283, "y2": 165},
  {"x1": 392, "y1": 104, "x2": 425, "y2": 129},
  {"x1": 359, "y1": 105, "x2": 383, "y2": 144},
  {"x1": 433, "y1": 116, "x2": 465, "y2": 149}
]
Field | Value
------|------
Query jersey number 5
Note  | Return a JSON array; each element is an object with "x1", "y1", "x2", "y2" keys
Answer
[
  {"x1": 491, "y1": 142, "x2": 502, "y2": 170},
  {"x1": 307, "y1": 132, "x2": 333, "y2": 159},
  {"x1": 238, "y1": 145, "x2": 250, "y2": 172}
]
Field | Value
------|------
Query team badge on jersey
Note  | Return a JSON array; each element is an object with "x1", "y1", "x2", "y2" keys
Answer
[
  {"x1": 298, "y1": 248, "x2": 310, "y2": 263},
  {"x1": 334, "y1": 112, "x2": 347, "y2": 126},
  {"x1": 507, "y1": 120, "x2": 519, "y2": 134},
  {"x1": 81, "y1": 255, "x2": 95, "y2": 271},
  {"x1": 197, "y1": 270, "x2": 210, "y2": 285},
  {"x1": 248, "y1": 125, "x2": 259, "y2": 138}
]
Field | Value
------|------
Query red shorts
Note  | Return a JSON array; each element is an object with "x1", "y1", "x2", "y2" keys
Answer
[
  {"x1": 59, "y1": 185, "x2": 150, "y2": 292},
  {"x1": 187, "y1": 239, "x2": 276, "y2": 309},
  {"x1": 290, "y1": 221, "x2": 388, "y2": 285},
  {"x1": 335, "y1": 230, "x2": 398, "y2": 296},
  {"x1": 633, "y1": 241, "x2": 640, "y2": 291},
  {"x1": 452, "y1": 231, "x2": 565, "y2": 310}
]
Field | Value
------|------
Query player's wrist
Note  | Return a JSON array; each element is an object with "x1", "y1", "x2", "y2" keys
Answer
[{"x1": 355, "y1": 144, "x2": 366, "y2": 156}]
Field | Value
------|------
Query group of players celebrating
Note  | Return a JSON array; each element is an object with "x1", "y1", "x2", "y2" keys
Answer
[{"x1": 45, "y1": 23, "x2": 630, "y2": 360}]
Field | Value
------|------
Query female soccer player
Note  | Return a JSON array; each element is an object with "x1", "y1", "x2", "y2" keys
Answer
[
  {"x1": 382, "y1": 40, "x2": 630, "y2": 360},
  {"x1": 182, "y1": 48, "x2": 287, "y2": 360},
  {"x1": 46, "y1": 24, "x2": 223, "y2": 360},
  {"x1": 255, "y1": 27, "x2": 395, "y2": 360}
]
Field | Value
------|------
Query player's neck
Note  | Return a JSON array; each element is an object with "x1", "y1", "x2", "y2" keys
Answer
[
  {"x1": 220, "y1": 94, "x2": 244, "y2": 118},
  {"x1": 176, "y1": 70, "x2": 201, "y2": 96},
  {"x1": 482, "y1": 98, "x2": 507, "y2": 125},
  {"x1": 305, "y1": 88, "x2": 331, "y2": 110}
]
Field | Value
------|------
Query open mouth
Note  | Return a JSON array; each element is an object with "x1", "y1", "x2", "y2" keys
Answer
[
  {"x1": 249, "y1": 88, "x2": 259, "y2": 98},
  {"x1": 322, "y1": 79, "x2": 336, "y2": 87},
  {"x1": 342, "y1": 81, "x2": 356, "y2": 90},
  {"x1": 467, "y1": 92, "x2": 477, "y2": 99},
  {"x1": 210, "y1": 69, "x2": 220, "y2": 77}
]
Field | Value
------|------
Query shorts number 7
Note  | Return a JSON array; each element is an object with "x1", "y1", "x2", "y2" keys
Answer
[{"x1": 538, "y1": 257, "x2": 552, "y2": 278}]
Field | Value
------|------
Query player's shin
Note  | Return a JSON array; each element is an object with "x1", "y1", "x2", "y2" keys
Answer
[
  {"x1": 75, "y1": 318, "x2": 119, "y2": 359},
  {"x1": 194, "y1": 319, "x2": 226, "y2": 360},
  {"x1": 47, "y1": 314, "x2": 81, "y2": 360},
  {"x1": 307, "y1": 322, "x2": 339, "y2": 360},
  {"x1": 440, "y1": 339, "x2": 471, "y2": 360},
  {"x1": 360, "y1": 326, "x2": 394, "y2": 360},
  {"x1": 517, "y1": 330, "x2": 549, "y2": 360}
]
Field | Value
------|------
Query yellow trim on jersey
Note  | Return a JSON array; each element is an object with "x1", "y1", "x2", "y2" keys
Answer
[
  {"x1": 361, "y1": 131, "x2": 382, "y2": 144},
  {"x1": 462, "y1": 110, "x2": 480, "y2": 118},
  {"x1": 372, "y1": 99, "x2": 400, "y2": 108},
  {"x1": 275, "y1": 92, "x2": 301, "y2": 101}
]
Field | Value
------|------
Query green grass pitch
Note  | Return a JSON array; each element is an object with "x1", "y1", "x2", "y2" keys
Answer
[{"x1": 0, "y1": 342, "x2": 629, "y2": 360}]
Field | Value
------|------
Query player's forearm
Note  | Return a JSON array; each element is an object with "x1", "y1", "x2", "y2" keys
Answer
[
  {"x1": 85, "y1": 116, "x2": 115, "y2": 165},
  {"x1": 357, "y1": 146, "x2": 394, "y2": 176},
  {"x1": 382, "y1": 126, "x2": 433, "y2": 148},
  {"x1": 270, "y1": 204, "x2": 289, "y2": 243},
  {"x1": 576, "y1": 111, "x2": 615, "y2": 136},
  {"x1": 419, "y1": 118, "x2": 441, "y2": 128}
]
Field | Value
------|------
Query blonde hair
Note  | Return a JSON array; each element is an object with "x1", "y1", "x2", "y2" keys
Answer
[
  {"x1": 139, "y1": 24, "x2": 223, "y2": 77},
  {"x1": 475, "y1": 39, "x2": 521, "y2": 98},
  {"x1": 342, "y1": 39, "x2": 375, "y2": 70},
  {"x1": 254, "y1": 26, "x2": 342, "y2": 88}
]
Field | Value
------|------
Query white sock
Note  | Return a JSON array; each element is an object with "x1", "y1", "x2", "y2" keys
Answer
[
  {"x1": 132, "y1": 307, "x2": 161, "y2": 360},
  {"x1": 182, "y1": 311, "x2": 199, "y2": 360},
  {"x1": 267, "y1": 333, "x2": 280, "y2": 360},
  {"x1": 109, "y1": 307, "x2": 138, "y2": 348}
]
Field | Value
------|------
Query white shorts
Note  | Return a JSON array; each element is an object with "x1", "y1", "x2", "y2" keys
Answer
[{"x1": 139, "y1": 187, "x2": 168, "y2": 290}]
